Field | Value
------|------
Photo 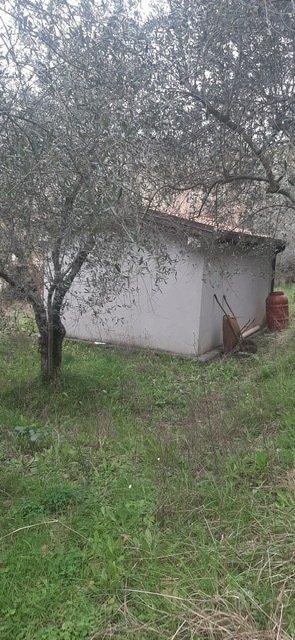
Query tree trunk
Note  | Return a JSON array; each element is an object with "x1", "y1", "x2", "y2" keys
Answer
[
  {"x1": 51, "y1": 320, "x2": 66, "y2": 376},
  {"x1": 39, "y1": 329, "x2": 49, "y2": 380},
  {"x1": 39, "y1": 316, "x2": 66, "y2": 381}
]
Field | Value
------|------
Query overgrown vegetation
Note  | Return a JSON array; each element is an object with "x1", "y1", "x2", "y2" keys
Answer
[
  {"x1": 0, "y1": 289, "x2": 295, "y2": 639},
  {"x1": 1, "y1": 0, "x2": 295, "y2": 379}
]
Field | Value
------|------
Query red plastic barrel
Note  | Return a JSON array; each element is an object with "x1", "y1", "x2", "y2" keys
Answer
[{"x1": 266, "y1": 291, "x2": 289, "y2": 331}]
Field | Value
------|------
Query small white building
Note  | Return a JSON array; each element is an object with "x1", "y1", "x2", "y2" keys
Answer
[{"x1": 63, "y1": 213, "x2": 284, "y2": 356}]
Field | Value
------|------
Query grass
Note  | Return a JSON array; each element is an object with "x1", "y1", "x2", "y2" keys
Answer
[{"x1": 0, "y1": 288, "x2": 295, "y2": 639}]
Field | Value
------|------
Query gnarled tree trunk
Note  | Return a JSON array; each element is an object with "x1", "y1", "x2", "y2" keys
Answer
[
  {"x1": 39, "y1": 328, "x2": 49, "y2": 380},
  {"x1": 38, "y1": 315, "x2": 66, "y2": 381},
  {"x1": 52, "y1": 321, "x2": 66, "y2": 375},
  {"x1": 1, "y1": 242, "x2": 91, "y2": 382}
]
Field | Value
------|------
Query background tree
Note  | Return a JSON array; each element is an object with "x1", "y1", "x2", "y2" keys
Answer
[
  {"x1": 0, "y1": 0, "x2": 164, "y2": 380},
  {"x1": 143, "y1": 0, "x2": 295, "y2": 233}
]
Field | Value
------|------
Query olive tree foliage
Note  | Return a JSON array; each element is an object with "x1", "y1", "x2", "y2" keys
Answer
[
  {"x1": 0, "y1": 0, "x2": 170, "y2": 379},
  {"x1": 143, "y1": 0, "x2": 295, "y2": 232}
]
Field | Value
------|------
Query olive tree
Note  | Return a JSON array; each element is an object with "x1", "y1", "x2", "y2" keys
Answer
[
  {"x1": 0, "y1": 0, "x2": 162, "y2": 379},
  {"x1": 143, "y1": 0, "x2": 295, "y2": 231}
]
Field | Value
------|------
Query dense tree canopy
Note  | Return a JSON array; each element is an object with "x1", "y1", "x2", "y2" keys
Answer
[{"x1": 143, "y1": 0, "x2": 295, "y2": 230}]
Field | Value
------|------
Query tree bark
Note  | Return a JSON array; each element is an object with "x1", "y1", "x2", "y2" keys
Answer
[
  {"x1": 39, "y1": 318, "x2": 66, "y2": 381},
  {"x1": 39, "y1": 328, "x2": 49, "y2": 380},
  {"x1": 51, "y1": 318, "x2": 66, "y2": 377}
]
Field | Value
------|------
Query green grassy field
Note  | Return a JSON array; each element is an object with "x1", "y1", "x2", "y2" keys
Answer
[{"x1": 1, "y1": 290, "x2": 295, "y2": 639}]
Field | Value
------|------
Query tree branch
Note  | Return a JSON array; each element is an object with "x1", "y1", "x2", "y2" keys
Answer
[
  {"x1": 186, "y1": 88, "x2": 280, "y2": 192},
  {"x1": 166, "y1": 173, "x2": 270, "y2": 193},
  {"x1": 50, "y1": 239, "x2": 94, "y2": 316}
]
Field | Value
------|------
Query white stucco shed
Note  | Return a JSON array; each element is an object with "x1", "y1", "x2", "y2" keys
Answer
[{"x1": 63, "y1": 214, "x2": 284, "y2": 356}]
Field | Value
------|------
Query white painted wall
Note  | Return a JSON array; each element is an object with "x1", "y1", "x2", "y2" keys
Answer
[
  {"x1": 63, "y1": 238, "x2": 204, "y2": 356},
  {"x1": 63, "y1": 235, "x2": 274, "y2": 356},
  {"x1": 198, "y1": 244, "x2": 273, "y2": 354}
]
